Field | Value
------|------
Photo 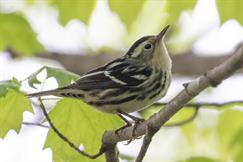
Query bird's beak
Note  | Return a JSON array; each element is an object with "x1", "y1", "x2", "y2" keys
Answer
[{"x1": 156, "y1": 25, "x2": 170, "y2": 43}]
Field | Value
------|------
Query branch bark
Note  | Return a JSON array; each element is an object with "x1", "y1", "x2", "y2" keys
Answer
[
  {"x1": 36, "y1": 51, "x2": 239, "y2": 76},
  {"x1": 104, "y1": 144, "x2": 119, "y2": 162},
  {"x1": 101, "y1": 43, "x2": 243, "y2": 160}
]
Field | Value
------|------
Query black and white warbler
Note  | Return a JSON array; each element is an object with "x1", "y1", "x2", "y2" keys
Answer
[{"x1": 28, "y1": 25, "x2": 172, "y2": 133}]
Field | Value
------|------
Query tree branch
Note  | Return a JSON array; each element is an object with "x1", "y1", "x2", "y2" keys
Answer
[
  {"x1": 100, "y1": 43, "x2": 243, "y2": 160},
  {"x1": 154, "y1": 100, "x2": 243, "y2": 108},
  {"x1": 34, "y1": 50, "x2": 242, "y2": 76}
]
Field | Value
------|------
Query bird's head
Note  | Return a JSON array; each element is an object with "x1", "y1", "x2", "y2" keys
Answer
[{"x1": 126, "y1": 25, "x2": 171, "y2": 71}]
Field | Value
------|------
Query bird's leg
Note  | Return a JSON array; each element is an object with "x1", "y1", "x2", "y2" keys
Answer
[
  {"x1": 116, "y1": 109, "x2": 145, "y2": 143},
  {"x1": 115, "y1": 113, "x2": 132, "y2": 136},
  {"x1": 117, "y1": 109, "x2": 145, "y2": 124}
]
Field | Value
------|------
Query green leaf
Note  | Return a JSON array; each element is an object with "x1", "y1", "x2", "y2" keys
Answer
[
  {"x1": 216, "y1": 0, "x2": 243, "y2": 25},
  {"x1": 109, "y1": 0, "x2": 146, "y2": 30},
  {"x1": 27, "y1": 66, "x2": 80, "y2": 89},
  {"x1": 183, "y1": 156, "x2": 217, "y2": 162},
  {"x1": 49, "y1": 0, "x2": 96, "y2": 25},
  {"x1": 0, "y1": 89, "x2": 33, "y2": 138},
  {"x1": 0, "y1": 78, "x2": 20, "y2": 96},
  {"x1": 44, "y1": 98, "x2": 122, "y2": 162},
  {"x1": 0, "y1": 13, "x2": 43, "y2": 56},
  {"x1": 164, "y1": 0, "x2": 197, "y2": 24}
]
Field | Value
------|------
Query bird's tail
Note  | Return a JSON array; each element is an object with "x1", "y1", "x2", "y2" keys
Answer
[
  {"x1": 26, "y1": 87, "x2": 84, "y2": 99},
  {"x1": 27, "y1": 89, "x2": 61, "y2": 98}
]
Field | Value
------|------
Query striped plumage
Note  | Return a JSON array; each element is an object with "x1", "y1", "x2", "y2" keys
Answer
[{"x1": 28, "y1": 25, "x2": 172, "y2": 126}]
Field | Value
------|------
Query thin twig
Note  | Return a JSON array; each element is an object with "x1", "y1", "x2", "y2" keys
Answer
[
  {"x1": 22, "y1": 121, "x2": 50, "y2": 128},
  {"x1": 37, "y1": 98, "x2": 104, "y2": 159},
  {"x1": 154, "y1": 100, "x2": 243, "y2": 108},
  {"x1": 135, "y1": 125, "x2": 158, "y2": 162}
]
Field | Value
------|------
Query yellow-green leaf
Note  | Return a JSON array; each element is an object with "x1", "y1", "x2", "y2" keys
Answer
[
  {"x1": 44, "y1": 98, "x2": 122, "y2": 162},
  {"x1": 216, "y1": 0, "x2": 243, "y2": 25},
  {"x1": 109, "y1": 0, "x2": 147, "y2": 30},
  {"x1": 0, "y1": 13, "x2": 43, "y2": 56},
  {"x1": 0, "y1": 89, "x2": 33, "y2": 138},
  {"x1": 49, "y1": 0, "x2": 96, "y2": 25}
]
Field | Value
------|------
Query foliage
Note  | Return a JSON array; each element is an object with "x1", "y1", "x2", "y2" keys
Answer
[
  {"x1": 0, "y1": 67, "x2": 122, "y2": 161},
  {"x1": 0, "y1": 0, "x2": 242, "y2": 56},
  {"x1": 44, "y1": 98, "x2": 122, "y2": 162},
  {"x1": 0, "y1": 0, "x2": 243, "y2": 161},
  {"x1": 0, "y1": 13, "x2": 43, "y2": 56},
  {"x1": 108, "y1": 0, "x2": 146, "y2": 30},
  {"x1": 0, "y1": 66, "x2": 243, "y2": 161},
  {"x1": 27, "y1": 66, "x2": 80, "y2": 89},
  {"x1": 216, "y1": 0, "x2": 243, "y2": 25},
  {"x1": 48, "y1": 0, "x2": 97, "y2": 25},
  {"x1": 0, "y1": 89, "x2": 32, "y2": 138},
  {"x1": 0, "y1": 78, "x2": 20, "y2": 96}
]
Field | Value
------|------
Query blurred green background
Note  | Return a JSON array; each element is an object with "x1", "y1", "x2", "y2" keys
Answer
[{"x1": 0, "y1": 0, "x2": 243, "y2": 162}]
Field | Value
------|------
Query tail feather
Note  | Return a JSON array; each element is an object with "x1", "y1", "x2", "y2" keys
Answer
[
  {"x1": 27, "y1": 88, "x2": 85, "y2": 99},
  {"x1": 27, "y1": 89, "x2": 60, "y2": 98}
]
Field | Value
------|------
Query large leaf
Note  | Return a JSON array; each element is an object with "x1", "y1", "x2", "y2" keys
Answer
[
  {"x1": 0, "y1": 78, "x2": 20, "y2": 97},
  {"x1": 49, "y1": 0, "x2": 96, "y2": 25},
  {"x1": 109, "y1": 0, "x2": 146, "y2": 30},
  {"x1": 0, "y1": 89, "x2": 33, "y2": 138},
  {"x1": 164, "y1": 0, "x2": 197, "y2": 24},
  {"x1": 44, "y1": 98, "x2": 122, "y2": 162},
  {"x1": 216, "y1": 0, "x2": 243, "y2": 25},
  {"x1": 0, "y1": 13, "x2": 43, "y2": 56},
  {"x1": 27, "y1": 66, "x2": 80, "y2": 89}
]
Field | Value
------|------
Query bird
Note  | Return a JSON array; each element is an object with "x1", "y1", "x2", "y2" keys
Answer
[{"x1": 27, "y1": 25, "x2": 172, "y2": 135}]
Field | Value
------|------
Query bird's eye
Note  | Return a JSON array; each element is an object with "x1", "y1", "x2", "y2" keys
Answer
[{"x1": 144, "y1": 43, "x2": 152, "y2": 50}]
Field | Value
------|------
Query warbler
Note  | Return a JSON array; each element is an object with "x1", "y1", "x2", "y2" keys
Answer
[{"x1": 28, "y1": 25, "x2": 172, "y2": 132}]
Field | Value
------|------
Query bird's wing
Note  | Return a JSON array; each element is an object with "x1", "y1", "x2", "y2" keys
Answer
[{"x1": 67, "y1": 57, "x2": 152, "y2": 90}]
